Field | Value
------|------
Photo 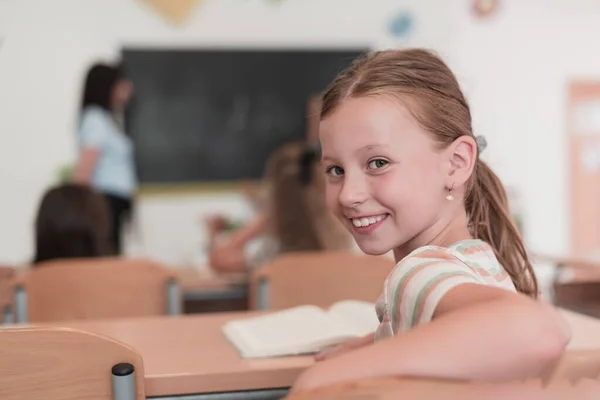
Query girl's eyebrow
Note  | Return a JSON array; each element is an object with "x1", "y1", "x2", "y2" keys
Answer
[
  {"x1": 322, "y1": 144, "x2": 391, "y2": 162},
  {"x1": 355, "y1": 144, "x2": 390, "y2": 154}
]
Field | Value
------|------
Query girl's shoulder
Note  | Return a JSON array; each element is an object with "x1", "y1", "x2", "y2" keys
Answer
[
  {"x1": 399, "y1": 239, "x2": 496, "y2": 267},
  {"x1": 383, "y1": 239, "x2": 515, "y2": 333},
  {"x1": 390, "y1": 238, "x2": 514, "y2": 291}
]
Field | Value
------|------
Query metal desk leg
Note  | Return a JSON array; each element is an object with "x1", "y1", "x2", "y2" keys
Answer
[
  {"x1": 167, "y1": 279, "x2": 182, "y2": 316},
  {"x1": 15, "y1": 286, "x2": 27, "y2": 323},
  {"x1": 257, "y1": 279, "x2": 269, "y2": 311}
]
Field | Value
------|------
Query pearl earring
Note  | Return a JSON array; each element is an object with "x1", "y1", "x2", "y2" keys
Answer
[{"x1": 446, "y1": 182, "x2": 455, "y2": 201}]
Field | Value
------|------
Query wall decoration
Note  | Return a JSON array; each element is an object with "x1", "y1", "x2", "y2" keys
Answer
[
  {"x1": 472, "y1": 0, "x2": 499, "y2": 18},
  {"x1": 140, "y1": 0, "x2": 203, "y2": 26},
  {"x1": 388, "y1": 10, "x2": 414, "y2": 39}
]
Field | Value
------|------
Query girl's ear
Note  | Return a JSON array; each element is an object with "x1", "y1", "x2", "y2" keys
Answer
[{"x1": 445, "y1": 135, "x2": 477, "y2": 187}]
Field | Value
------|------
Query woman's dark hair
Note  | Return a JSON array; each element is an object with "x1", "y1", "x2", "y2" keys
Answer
[
  {"x1": 81, "y1": 63, "x2": 125, "y2": 111},
  {"x1": 33, "y1": 184, "x2": 113, "y2": 265}
]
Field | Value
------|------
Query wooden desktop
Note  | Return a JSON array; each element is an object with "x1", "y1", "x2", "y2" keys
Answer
[{"x1": 26, "y1": 308, "x2": 600, "y2": 398}]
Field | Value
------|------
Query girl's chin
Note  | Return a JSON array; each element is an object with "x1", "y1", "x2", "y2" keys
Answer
[{"x1": 354, "y1": 241, "x2": 394, "y2": 257}]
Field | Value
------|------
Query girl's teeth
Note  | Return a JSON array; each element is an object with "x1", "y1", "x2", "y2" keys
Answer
[{"x1": 352, "y1": 215, "x2": 384, "y2": 227}]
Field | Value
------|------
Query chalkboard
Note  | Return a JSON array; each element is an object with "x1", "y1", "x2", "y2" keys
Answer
[{"x1": 122, "y1": 48, "x2": 366, "y2": 185}]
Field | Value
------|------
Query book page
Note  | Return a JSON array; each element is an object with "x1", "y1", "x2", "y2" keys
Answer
[
  {"x1": 327, "y1": 300, "x2": 380, "y2": 337},
  {"x1": 223, "y1": 305, "x2": 361, "y2": 358}
]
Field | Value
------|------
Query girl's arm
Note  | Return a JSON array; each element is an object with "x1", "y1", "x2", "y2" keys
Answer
[
  {"x1": 315, "y1": 332, "x2": 375, "y2": 362},
  {"x1": 208, "y1": 211, "x2": 270, "y2": 273},
  {"x1": 291, "y1": 285, "x2": 570, "y2": 393}
]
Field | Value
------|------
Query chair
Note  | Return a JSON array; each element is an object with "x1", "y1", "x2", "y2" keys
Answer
[
  {"x1": 288, "y1": 350, "x2": 600, "y2": 400},
  {"x1": 0, "y1": 265, "x2": 14, "y2": 323},
  {"x1": 553, "y1": 282, "x2": 600, "y2": 317},
  {"x1": 285, "y1": 376, "x2": 600, "y2": 400},
  {"x1": 10, "y1": 258, "x2": 182, "y2": 323},
  {"x1": 0, "y1": 326, "x2": 145, "y2": 399},
  {"x1": 250, "y1": 251, "x2": 395, "y2": 310}
]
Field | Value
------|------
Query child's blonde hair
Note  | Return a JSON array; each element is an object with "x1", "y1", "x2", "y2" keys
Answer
[
  {"x1": 320, "y1": 49, "x2": 538, "y2": 298},
  {"x1": 265, "y1": 141, "x2": 351, "y2": 253}
]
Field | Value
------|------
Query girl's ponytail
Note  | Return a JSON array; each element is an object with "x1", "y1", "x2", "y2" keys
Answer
[{"x1": 466, "y1": 159, "x2": 538, "y2": 298}]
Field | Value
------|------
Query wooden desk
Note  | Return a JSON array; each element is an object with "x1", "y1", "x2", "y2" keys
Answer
[
  {"x1": 36, "y1": 311, "x2": 311, "y2": 399},
  {"x1": 26, "y1": 309, "x2": 600, "y2": 399}
]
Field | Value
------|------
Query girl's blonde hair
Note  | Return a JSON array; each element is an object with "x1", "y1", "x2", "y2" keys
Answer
[
  {"x1": 320, "y1": 49, "x2": 538, "y2": 298},
  {"x1": 265, "y1": 141, "x2": 351, "y2": 253}
]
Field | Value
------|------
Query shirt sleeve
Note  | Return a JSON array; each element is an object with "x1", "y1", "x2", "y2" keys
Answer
[
  {"x1": 243, "y1": 236, "x2": 279, "y2": 270},
  {"x1": 386, "y1": 255, "x2": 484, "y2": 333},
  {"x1": 79, "y1": 108, "x2": 110, "y2": 149}
]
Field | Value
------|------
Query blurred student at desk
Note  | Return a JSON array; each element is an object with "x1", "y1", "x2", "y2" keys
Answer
[
  {"x1": 73, "y1": 62, "x2": 136, "y2": 255},
  {"x1": 205, "y1": 142, "x2": 352, "y2": 273},
  {"x1": 33, "y1": 184, "x2": 113, "y2": 265}
]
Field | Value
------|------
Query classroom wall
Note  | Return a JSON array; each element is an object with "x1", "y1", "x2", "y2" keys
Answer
[
  {"x1": 1, "y1": 0, "x2": 600, "y2": 266},
  {"x1": 447, "y1": 0, "x2": 600, "y2": 256},
  {"x1": 0, "y1": 0, "x2": 453, "y2": 265}
]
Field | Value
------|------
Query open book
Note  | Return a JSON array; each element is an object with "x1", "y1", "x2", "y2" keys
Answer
[{"x1": 222, "y1": 300, "x2": 380, "y2": 358}]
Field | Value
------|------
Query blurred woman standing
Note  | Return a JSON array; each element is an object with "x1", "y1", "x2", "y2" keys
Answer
[{"x1": 73, "y1": 62, "x2": 136, "y2": 254}]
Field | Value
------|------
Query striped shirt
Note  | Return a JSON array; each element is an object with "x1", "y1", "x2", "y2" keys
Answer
[{"x1": 374, "y1": 239, "x2": 516, "y2": 340}]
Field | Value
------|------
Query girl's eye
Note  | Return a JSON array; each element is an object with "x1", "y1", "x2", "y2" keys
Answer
[
  {"x1": 368, "y1": 159, "x2": 388, "y2": 169},
  {"x1": 326, "y1": 166, "x2": 344, "y2": 176}
]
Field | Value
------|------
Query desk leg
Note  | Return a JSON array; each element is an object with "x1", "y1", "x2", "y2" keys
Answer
[
  {"x1": 2, "y1": 307, "x2": 12, "y2": 324},
  {"x1": 15, "y1": 286, "x2": 27, "y2": 323},
  {"x1": 148, "y1": 388, "x2": 289, "y2": 400},
  {"x1": 257, "y1": 279, "x2": 269, "y2": 311},
  {"x1": 167, "y1": 279, "x2": 182, "y2": 316}
]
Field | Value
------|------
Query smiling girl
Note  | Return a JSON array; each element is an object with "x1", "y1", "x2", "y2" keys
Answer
[{"x1": 291, "y1": 49, "x2": 571, "y2": 392}]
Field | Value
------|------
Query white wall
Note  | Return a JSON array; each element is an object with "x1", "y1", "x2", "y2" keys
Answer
[
  {"x1": 448, "y1": 0, "x2": 600, "y2": 256},
  {"x1": 2, "y1": 0, "x2": 599, "y2": 266},
  {"x1": 0, "y1": 0, "x2": 453, "y2": 265}
]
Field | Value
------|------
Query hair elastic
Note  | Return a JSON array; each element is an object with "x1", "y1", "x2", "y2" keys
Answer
[{"x1": 476, "y1": 135, "x2": 487, "y2": 154}]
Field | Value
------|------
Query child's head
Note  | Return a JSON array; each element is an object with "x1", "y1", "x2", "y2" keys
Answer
[
  {"x1": 319, "y1": 49, "x2": 537, "y2": 297},
  {"x1": 33, "y1": 183, "x2": 112, "y2": 265},
  {"x1": 266, "y1": 142, "x2": 351, "y2": 253}
]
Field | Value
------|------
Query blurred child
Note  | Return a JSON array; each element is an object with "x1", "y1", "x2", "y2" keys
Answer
[
  {"x1": 33, "y1": 183, "x2": 113, "y2": 264},
  {"x1": 291, "y1": 49, "x2": 570, "y2": 392},
  {"x1": 206, "y1": 141, "x2": 351, "y2": 273}
]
